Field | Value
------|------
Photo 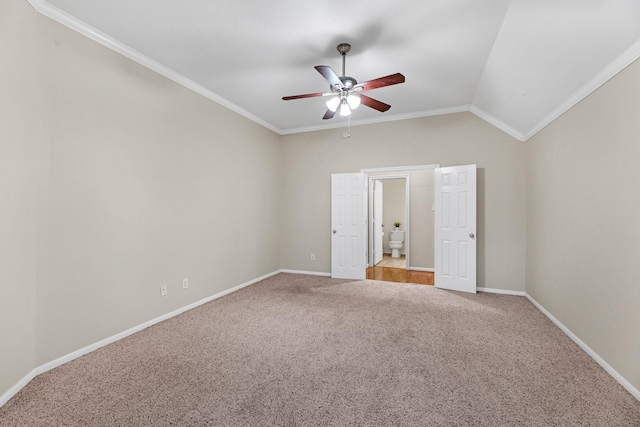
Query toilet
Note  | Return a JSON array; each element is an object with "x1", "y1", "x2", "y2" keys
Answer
[{"x1": 389, "y1": 230, "x2": 405, "y2": 258}]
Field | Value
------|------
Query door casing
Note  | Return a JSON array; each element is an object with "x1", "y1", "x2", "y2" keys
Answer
[
  {"x1": 373, "y1": 180, "x2": 384, "y2": 265},
  {"x1": 367, "y1": 175, "x2": 410, "y2": 267},
  {"x1": 364, "y1": 164, "x2": 439, "y2": 269}
]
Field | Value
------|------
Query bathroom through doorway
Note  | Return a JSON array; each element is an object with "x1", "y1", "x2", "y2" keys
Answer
[
  {"x1": 370, "y1": 177, "x2": 408, "y2": 270},
  {"x1": 362, "y1": 164, "x2": 437, "y2": 285}
]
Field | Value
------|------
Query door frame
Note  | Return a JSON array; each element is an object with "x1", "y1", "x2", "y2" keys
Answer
[
  {"x1": 367, "y1": 175, "x2": 410, "y2": 268},
  {"x1": 372, "y1": 179, "x2": 385, "y2": 265},
  {"x1": 363, "y1": 164, "x2": 440, "y2": 271}
]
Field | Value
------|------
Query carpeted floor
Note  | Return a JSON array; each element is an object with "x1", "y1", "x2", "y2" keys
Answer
[{"x1": 1, "y1": 273, "x2": 639, "y2": 426}]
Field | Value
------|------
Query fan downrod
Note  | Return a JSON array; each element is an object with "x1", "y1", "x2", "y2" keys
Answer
[{"x1": 335, "y1": 43, "x2": 356, "y2": 87}]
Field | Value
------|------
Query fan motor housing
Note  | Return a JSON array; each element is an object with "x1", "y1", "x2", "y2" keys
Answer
[{"x1": 331, "y1": 76, "x2": 357, "y2": 92}]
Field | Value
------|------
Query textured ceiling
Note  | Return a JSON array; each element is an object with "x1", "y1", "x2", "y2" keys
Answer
[{"x1": 32, "y1": 0, "x2": 640, "y2": 140}]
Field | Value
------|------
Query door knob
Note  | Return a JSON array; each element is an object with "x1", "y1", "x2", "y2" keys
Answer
[
  {"x1": 469, "y1": 233, "x2": 475, "y2": 239},
  {"x1": 333, "y1": 229, "x2": 337, "y2": 234}
]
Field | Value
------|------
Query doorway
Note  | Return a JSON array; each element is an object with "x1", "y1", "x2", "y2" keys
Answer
[
  {"x1": 366, "y1": 175, "x2": 433, "y2": 284},
  {"x1": 331, "y1": 164, "x2": 477, "y2": 292},
  {"x1": 369, "y1": 177, "x2": 408, "y2": 270},
  {"x1": 363, "y1": 165, "x2": 437, "y2": 286}
]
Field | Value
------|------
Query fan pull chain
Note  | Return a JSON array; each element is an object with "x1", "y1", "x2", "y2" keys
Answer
[{"x1": 342, "y1": 115, "x2": 351, "y2": 139}]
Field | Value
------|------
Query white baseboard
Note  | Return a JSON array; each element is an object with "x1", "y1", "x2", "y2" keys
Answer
[
  {"x1": 474, "y1": 287, "x2": 638, "y2": 401},
  {"x1": 408, "y1": 267, "x2": 435, "y2": 272},
  {"x1": 0, "y1": 369, "x2": 38, "y2": 408},
  {"x1": 0, "y1": 269, "x2": 281, "y2": 408},
  {"x1": 525, "y1": 294, "x2": 640, "y2": 402},
  {"x1": 4, "y1": 273, "x2": 638, "y2": 408},
  {"x1": 279, "y1": 269, "x2": 331, "y2": 277},
  {"x1": 477, "y1": 287, "x2": 526, "y2": 296}
]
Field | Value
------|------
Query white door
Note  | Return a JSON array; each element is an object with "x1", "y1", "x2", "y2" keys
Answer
[
  {"x1": 434, "y1": 164, "x2": 477, "y2": 293},
  {"x1": 331, "y1": 173, "x2": 366, "y2": 280},
  {"x1": 373, "y1": 180, "x2": 384, "y2": 265}
]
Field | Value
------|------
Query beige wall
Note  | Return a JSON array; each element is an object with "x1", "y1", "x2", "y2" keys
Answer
[
  {"x1": 1, "y1": 0, "x2": 282, "y2": 397},
  {"x1": 280, "y1": 113, "x2": 527, "y2": 291},
  {"x1": 33, "y1": 7, "x2": 282, "y2": 366},
  {"x1": 0, "y1": 0, "x2": 38, "y2": 396},
  {"x1": 526, "y1": 58, "x2": 640, "y2": 392},
  {"x1": 407, "y1": 169, "x2": 434, "y2": 269},
  {"x1": 13, "y1": 0, "x2": 640, "y2": 405}
]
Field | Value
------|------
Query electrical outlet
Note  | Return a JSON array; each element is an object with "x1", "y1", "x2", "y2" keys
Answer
[
  {"x1": 160, "y1": 285, "x2": 167, "y2": 297},
  {"x1": 310, "y1": 253, "x2": 316, "y2": 261},
  {"x1": 182, "y1": 278, "x2": 188, "y2": 290}
]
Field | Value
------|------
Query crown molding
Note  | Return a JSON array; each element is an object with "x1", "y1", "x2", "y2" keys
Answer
[
  {"x1": 279, "y1": 105, "x2": 472, "y2": 135},
  {"x1": 29, "y1": 1, "x2": 640, "y2": 142},
  {"x1": 523, "y1": 37, "x2": 640, "y2": 141},
  {"x1": 30, "y1": 0, "x2": 470, "y2": 138},
  {"x1": 469, "y1": 105, "x2": 526, "y2": 142},
  {"x1": 28, "y1": 0, "x2": 284, "y2": 135}
]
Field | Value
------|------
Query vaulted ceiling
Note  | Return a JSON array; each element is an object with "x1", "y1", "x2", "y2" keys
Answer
[{"x1": 32, "y1": 0, "x2": 640, "y2": 140}]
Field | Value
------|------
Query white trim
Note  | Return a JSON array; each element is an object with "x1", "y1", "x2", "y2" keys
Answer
[
  {"x1": 363, "y1": 164, "x2": 438, "y2": 275},
  {"x1": 36, "y1": 270, "x2": 280, "y2": 375},
  {"x1": 27, "y1": 0, "x2": 282, "y2": 135},
  {"x1": 0, "y1": 269, "x2": 281, "y2": 408},
  {"x1": 3, "y1": 273, "x2": 639, "y2": 408},
  {"x1": 280, "y1": 106, "x2": 471, "y2": 135},
  {"x1": 27, "y1": 0, "x2": 640, "y2": 141},
  {"x1": 525, "y1": 294, "x2": 640, "y2": 401},
  {"x1": 367, "y1": 175, "x2": 411, "y2": 268},
  {"x1": 477, "y1": 287, "x2": 526, "y2": 296},
  {"x1": 361, "y1": 164, "x2": 440, "y2": 173},
  {"x1": 474, "y1": 288, "x2": 640, "y2": 401},
  {"x1": 522, "y1": 38, "x2": 640, "y2": 141},
  {"x1": 21, "y1": 0, "x2": 512, "y2": 140},
  {"x1": 469, "y1": 105, "x2": 526, "y2": 142},
  {"x1": 279, "y1": 269, "x2": 331, "y2": 277},
  {"x1": 409, "y1": 267, "x2": 435, "y2": 272},
  {"x1": 0, "y1": 369, "x2": 38, "y2": 408}
]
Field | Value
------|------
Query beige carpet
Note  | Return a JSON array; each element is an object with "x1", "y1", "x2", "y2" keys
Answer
[
  {"x1": 1, "y1": 273, "x2": 639, "y2": 426},
  {"x1": 375, "y1": 254, "x2": 406, "y2": 269}
]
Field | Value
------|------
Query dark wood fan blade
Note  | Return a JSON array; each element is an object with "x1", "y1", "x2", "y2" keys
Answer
[
  {"x1": 357, "y1": 73, "x2": 405, "y2": 91},
  {"x1": 323, "y1": 109, "x2": 336, "y2": 120},
  {"x1": 315, "y1": 65, "x2": 344, "y2": 89},
  {"x1": 360, "y1": 94, "x2": 391, "y2": 112},
  {"x1": 282, "y1": 92, "x2": 326, "y2": 100}
]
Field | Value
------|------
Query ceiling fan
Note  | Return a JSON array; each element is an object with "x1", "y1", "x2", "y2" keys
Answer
[{"x1": 282, "y1": 43, "x2": 405, "y2": 120}]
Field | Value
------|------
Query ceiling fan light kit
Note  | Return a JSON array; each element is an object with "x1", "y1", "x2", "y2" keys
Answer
[
  {"x1": 339, "y1": 98, "x2": 351, "y2": 117},
  {"x1": 282, "y1": 43, "x2": 405, "y2": 120},
  {"x1": 326, "y1": 96, "x2": 340, "y2": 112},
  {"x1": 347, "y1": 94, "x2": 361, "y2": 109}
]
